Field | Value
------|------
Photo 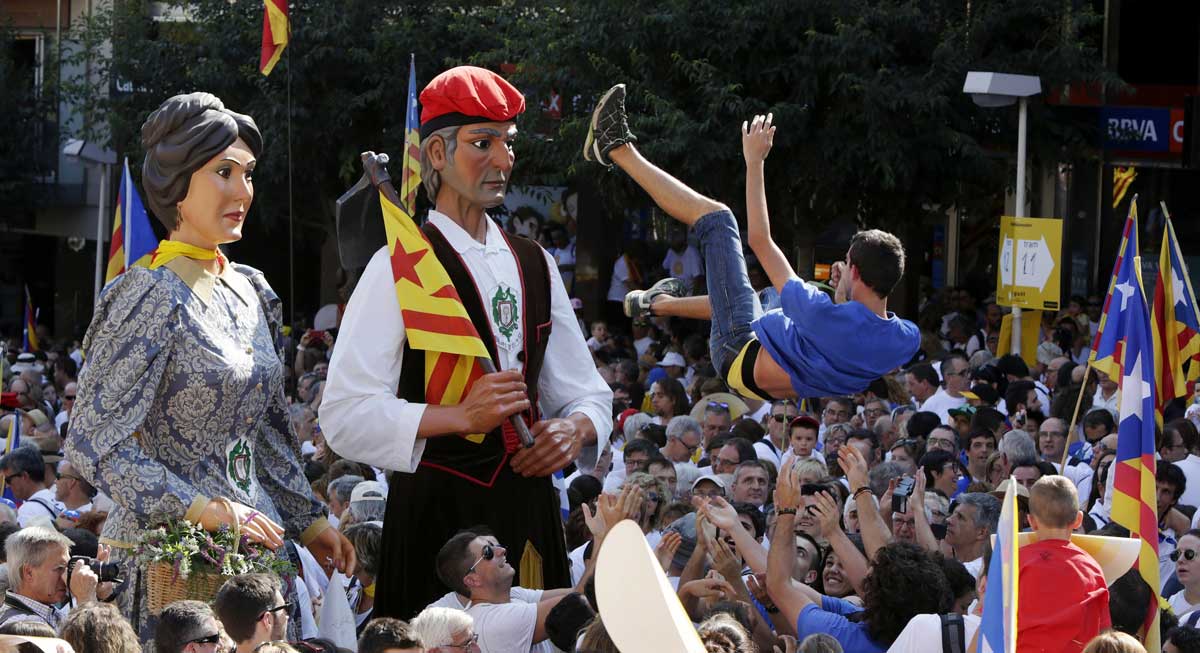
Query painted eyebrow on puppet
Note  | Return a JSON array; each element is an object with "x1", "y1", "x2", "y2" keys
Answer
[
  {"x1": 466, "y1": 126, "x2": 518, "y2": 138},
  {"x1": 220, "y1": 156, "x2": 256, "y2": 167}
]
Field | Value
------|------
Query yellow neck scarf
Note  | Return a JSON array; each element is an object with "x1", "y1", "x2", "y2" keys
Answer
[
  {"x1": 363, "y1": 582, "x2": 376, "y2": 598},
  {"x1": 149, "y1": 241, "x2": 225, "y2": 270}
]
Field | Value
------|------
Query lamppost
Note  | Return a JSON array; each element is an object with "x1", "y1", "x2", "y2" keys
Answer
[
  {"x1": 63, "y1": 139, "x2": 117, "y2": 304},
  {"x1": 963, "y1": 71, "x2": 1042, "y2": 355}
]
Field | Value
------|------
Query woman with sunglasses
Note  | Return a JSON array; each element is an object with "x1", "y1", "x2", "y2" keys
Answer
[{"x1": 1168, "y1": 529, "x2": 1200, "y2": 625}]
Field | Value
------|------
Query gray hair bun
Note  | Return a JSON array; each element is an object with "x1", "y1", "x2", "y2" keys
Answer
[{"x1": 140, "y1": 92, "x2": 263, "y2": 230}]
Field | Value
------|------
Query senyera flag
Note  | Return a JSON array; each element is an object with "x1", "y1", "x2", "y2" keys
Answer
[
  {"x1": 259, "y1": 0, "x2": 289, "y2": 76},
  {"x1": 105, "y1": 157, "x2": 159, "y2": 285}
]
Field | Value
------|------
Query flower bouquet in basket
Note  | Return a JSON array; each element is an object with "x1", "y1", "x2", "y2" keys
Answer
[{"x1": 138, "y1": 518, "x2": 294, "y2": 614}]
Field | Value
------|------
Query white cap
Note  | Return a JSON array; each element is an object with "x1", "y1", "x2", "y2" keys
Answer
[
  {"x1": 658, "y1": 352, "x2": 686, "y2": 368},
  {"x1": 350, "y1": 480, "x2": 387, "y2": 503},
  {"x1": 691, "y1": 474, "x2": 726, "y2": 491}
]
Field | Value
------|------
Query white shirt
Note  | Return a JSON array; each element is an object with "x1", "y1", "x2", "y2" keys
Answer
[
  {"x1": 888, "y1": 613, "x2": 981, "y2": 653},
  {"x1": 1093, "y1": 387, "x2": 1120, "y2": 420},
  {"x1": 1052, "y1": 460, "x2": 1095, "y2": 508},
  {"x1": 1169, "y1": 589, "x2": 1200, "y2": 623},
  {"x1": 426, "y1": 587, "x2": 544, "y2": 611},
  {"x1": 321, "y1": 211, "x2": 612, "y2": 472},
  {"x1": 467, "y1": 599, "x2": 555, "y2": 653},
  {"x1": 608, "y1": 255, "x2": 633, "y2": 303},
  {"x1": 1175, "y1": 454, "x2": 1200, "y2": 509},
  {"x1": 662, "y1": 246, "x2": 702, "y2": 293},
  {"x1": 917, "y1": 387, "x2": 966, "y2": 425},
  {"x1": 962, "y1": 556, "x2": 983, "y2": 580},
  {"x1": 17, "y1": 487, "x2": 62, "y2": 527},
  {"x1": 753, "y1": 437, "x2": 783, "y2": 469},
  {"x1": 634, "y1": 336, "x2": 654, "y2": 358}
]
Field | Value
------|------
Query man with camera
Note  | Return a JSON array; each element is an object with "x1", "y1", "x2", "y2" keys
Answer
[{"x1": 0, "y1": 526, "x2": 112, "y2": 631}]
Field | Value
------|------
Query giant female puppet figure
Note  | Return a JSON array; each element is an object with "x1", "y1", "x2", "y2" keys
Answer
[
  {"x1": 65, "y1": 92, "x2": 354, "y2": 640},
  {"x1": 320, "y1": 66, "x2": 612, "y2": 619}
]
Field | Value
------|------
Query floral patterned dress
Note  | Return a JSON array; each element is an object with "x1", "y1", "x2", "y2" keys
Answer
[{"x1": 65, "y1": 256, "x2": 326, "y2": 641}]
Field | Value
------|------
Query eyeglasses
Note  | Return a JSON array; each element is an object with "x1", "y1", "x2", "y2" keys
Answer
[
  {"x1": 1037, "y1": 430, "x2": 1066, "y2": 439},
  {"x1": 468, "y1": 544, "x2": 496, "y2": 575},
  {"x1": 64, "y1": 395, "x2": 76, "y2": 401},
  {"x1": 771, "y1": 413, "x2": 795, "y2": 423},
  {"x1": 443, "y1": 633, "x2": 480, "y2": 649},
  {"x1": 57, "y1": 472, "x2": 84, "y2": 483},
  {"x1": 3, "y1": 472, "x2": 24, "y2": 485},
  {"x1": 864, "y1": 407, "x2": 886, "y2": 417},
  {"x1": 714, "y1": 456, "x2": 740, "y2": 469},
  {"x1": 188, "y1": 633, "x2": 222, "y2": 645},
  {"x1": 645, "y1": 491, "x2": 662, "y2": 503},
  {"x1": 823, "y1": 408, "x2": 850, "y2": 418},
  {"x1": 259, "y1": 602, "x2": 292, "y2": 619},
  {"x1": 1171, "y1": 549, "x2": 1198, "y2": 562},
  {"x1": 671, "y1": 436, "x2": 699, "y2": 455}
]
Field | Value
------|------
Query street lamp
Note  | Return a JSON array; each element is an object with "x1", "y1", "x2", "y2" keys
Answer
[
  {"x1": 63, "y1": 139, "x2": 117, "y2": 304},
  {"x1": 963, "y1": 71, "x2": 1041, "y2": 355}
]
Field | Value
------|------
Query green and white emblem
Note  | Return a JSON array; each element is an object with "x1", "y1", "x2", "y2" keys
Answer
[
  {"x1": 491, "y1": 283, "x2": 521, "y2": 351},
  {"x1": 226, "y1": 437, "x2": 255, "y2": 495}
]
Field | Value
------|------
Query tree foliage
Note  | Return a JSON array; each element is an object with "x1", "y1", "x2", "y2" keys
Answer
[{"x1": 59, "y1": 0, "x2": 1115, "y2": 255}]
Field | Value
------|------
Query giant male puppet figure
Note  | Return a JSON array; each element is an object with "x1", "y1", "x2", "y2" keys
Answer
[{"x1": 321, "y1": 66, "x2": 612, "y2": 619}]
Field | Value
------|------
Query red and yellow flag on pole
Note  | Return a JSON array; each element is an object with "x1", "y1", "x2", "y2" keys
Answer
[
  {"x1": 259, "y1": 0, "x2": 289, "y2": 76},
  {"x1": 382, "y1": 192, "x2": 491, "y2": 424},
  {"x1": 105, "y1": 198, "x2": 125, "y2": 284},
  {"x1": 1113, "y1": 166, "x2": 1136, "y2": 209}
]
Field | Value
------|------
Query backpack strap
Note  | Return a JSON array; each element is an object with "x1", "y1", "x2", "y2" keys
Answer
[
  {"x1": 941, "y1": 613, "x2": 966, "y2": 653},
  {"x1": 27, "y1": 497, "x2": 58, "y2": 518},
  {"x1": 1186, "y1": 609, "x2": 1200, "y2": 629}
]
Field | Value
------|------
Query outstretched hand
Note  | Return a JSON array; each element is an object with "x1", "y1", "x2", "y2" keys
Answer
[
  {"x1": 811, "y1": 490, "x2": 843, "y2": 538},
  {"x1": 839, "y1": 444, "x2": 871, "y2": 491},
  {"x1": 742, "y1": 114, "x2": 777, "y2": 163}
]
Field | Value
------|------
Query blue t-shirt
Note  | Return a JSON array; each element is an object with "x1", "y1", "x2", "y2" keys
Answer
[
  {"x1": 795, "y1": 596, "x2": 884, "y2": 653},
  {"x1": 752, "y1": 278, "x2": 920, "y2": 398}
]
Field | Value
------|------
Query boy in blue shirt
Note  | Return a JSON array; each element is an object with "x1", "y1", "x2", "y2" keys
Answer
[{"x1": 585, "y1": 85, "x2": 919, "y2": 401}]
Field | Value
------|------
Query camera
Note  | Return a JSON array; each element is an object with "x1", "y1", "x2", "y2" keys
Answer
[
  {"x1": 69, "y1": 556, "x2": 122, "y2": 583},
  {"x1": 892, "y1": 476, "x2": 916, "y2": 515}
]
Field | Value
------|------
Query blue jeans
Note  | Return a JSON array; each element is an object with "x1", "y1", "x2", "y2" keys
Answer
[{"x1": 693, "y1": 209, "x2": 761, "y2": 375}]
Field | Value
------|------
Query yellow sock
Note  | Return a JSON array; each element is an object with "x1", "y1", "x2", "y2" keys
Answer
[{"x1": 726, "y1": 340, "x2": 769, "y2": 401}]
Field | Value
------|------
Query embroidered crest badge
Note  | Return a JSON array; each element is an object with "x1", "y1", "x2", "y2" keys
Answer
[
  {"x1": 226, "y1": 438, "x2": 255, "y2": 495},
  {"x1": 491, "y1": 283, "x2": 521, "y2": 350}
]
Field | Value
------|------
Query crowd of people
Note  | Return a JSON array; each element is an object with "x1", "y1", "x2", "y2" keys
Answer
[{"x1": 4, "y1": 69, "x2": 1200, "y2": 653}]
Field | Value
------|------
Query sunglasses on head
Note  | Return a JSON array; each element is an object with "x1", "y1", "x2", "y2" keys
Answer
[
  {"x1": 1172, "y1": 549, "x2": 1198, "y2": 562},
  {"x1": 707, "y1": 401, "x2": 729, "y2": 409},
  {"x1": 468, "y1": 543, "x2": 497, "y2": 575}
]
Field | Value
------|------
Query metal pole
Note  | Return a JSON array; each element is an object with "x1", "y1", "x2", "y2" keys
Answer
[
  {"x1": 93, "y1": 164, "x2": 108, "y2": 304},
  {"x1": 1011, "y1": 97, "x2": 1028, "y2": 356}
]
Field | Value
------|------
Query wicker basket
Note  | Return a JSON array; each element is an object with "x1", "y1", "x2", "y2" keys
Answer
[{"x1": 144, "y1": 497, "x2": 240, "y2": 615}]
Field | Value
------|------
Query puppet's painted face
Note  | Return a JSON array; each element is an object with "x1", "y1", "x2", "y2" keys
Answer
[
  {"x1": 175, "y1": 137, "x2": 255, "y2": 247},
  {"x1": 437, "y1": 121, "x2": 516, "y2": 210}
]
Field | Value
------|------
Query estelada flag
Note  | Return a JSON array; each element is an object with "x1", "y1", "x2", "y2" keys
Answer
[
  {"x1": 401, "y1": 55, "x2": 422, "y2": 216},
  {"x1": 1090, "y1": 197, "x2": 1139, "y2": 381},
  {"x1": 22, "y1": 285, "x2": 38, "y2": 353},
  {"x1": 1152, "y1": 212, "x2": 1200, "y2": 415},
  {"x1": 381, "y1": 193, "x2": 491, "y2": 428},
  {"x1": 106, "y1": 157, "x2": 159, "y2": 285},
  {"x1": 259, "y1": 0, "x2": 289, "y2": 76}
]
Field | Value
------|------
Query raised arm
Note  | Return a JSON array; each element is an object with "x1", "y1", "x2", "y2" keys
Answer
[
  {"x1": 811, "y1": 490, "x2": 870, "y2": 598},
  {"x1": 743, "y1": 114, "x2": 797, "y2": 293},
  {"x1": 765, "y1": 463, "x2": 825, "y2": 630},
  {"x1": 840, "y1": 446, "x2": 892, "y2": 560}
]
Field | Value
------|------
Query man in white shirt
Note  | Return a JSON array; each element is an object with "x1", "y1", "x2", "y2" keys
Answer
[
  {"x1": 922, "y1": 354, "x2": 969, "y2": 425},
  {"x1": 1038, "y1": 417, "x2": 1095, "y2": 506},
  {"x1": 1092, "y1": 370, "x2": 1120, "y2": 419},
  {"x1": 439, "y1": 530, "x2": 597, "y2": 653},
  {"x1": 661, "y1": 233, "x2": 703, "y2": 295},
  {"x1": 1164, "y1": 420, "x2": 1200, "y2": 510},
  {"x1": 54, "y1": 461, "x2": 94, "y2": 515},
  {"x1": 753, "y1": 399, "x2": 797, "y2": 467},
  {"x1": 0, "y1": 446, "x2": 61, "y2": 527},
  {"x1": 321, "y1": 66, "x2": 611, "y2": 620}
]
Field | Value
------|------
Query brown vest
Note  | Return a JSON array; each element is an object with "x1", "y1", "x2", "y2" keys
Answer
[{"x1": 396, "y1": 221, "x2": 553, "y2": 487}]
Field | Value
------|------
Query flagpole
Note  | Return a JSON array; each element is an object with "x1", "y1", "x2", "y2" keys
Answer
[
  {"x1": 1011, "y1": 97, "x2": 1029, "y2": 356},
  {"x1": 286, "y1": 25, "x2": 295, "y2": 329}
]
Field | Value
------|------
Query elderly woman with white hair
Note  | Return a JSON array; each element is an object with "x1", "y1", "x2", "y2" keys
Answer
[{"x1": 410, "y1": 606, "x2": 480, "y2": 653}]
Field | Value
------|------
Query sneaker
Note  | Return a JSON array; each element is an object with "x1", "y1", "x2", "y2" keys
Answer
[
  {"x1": 583, "y1": 84, "x2": 637, "y2": 166},
  {"x1": 624, "y1": 278, "x2": 688, "y2": 319}
]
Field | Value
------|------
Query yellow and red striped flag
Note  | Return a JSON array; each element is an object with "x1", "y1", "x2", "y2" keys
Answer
[
  {"x1": 105, "y1": 194, "x2": 125, "y2": 284},
  {"x1": 259, "y1": 0, "x2": 289, "y2": 76},
  {"x1": 1113, "y1": 166, "x2": 1136, "y2": 209},
  {"x1": 1151, "y1": 209, "x2": 1200, "y2": 417},
  {"x1": 381, "y1": 192, "x2": 491, "y2": 427},
  {"x1": 401, "y1": 54, "x2": 422, "y2": 215}
]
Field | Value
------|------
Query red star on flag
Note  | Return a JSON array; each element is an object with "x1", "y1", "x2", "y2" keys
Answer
[{"x1": 391, "y1": 241, "x2": 428, "y2": 288}]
